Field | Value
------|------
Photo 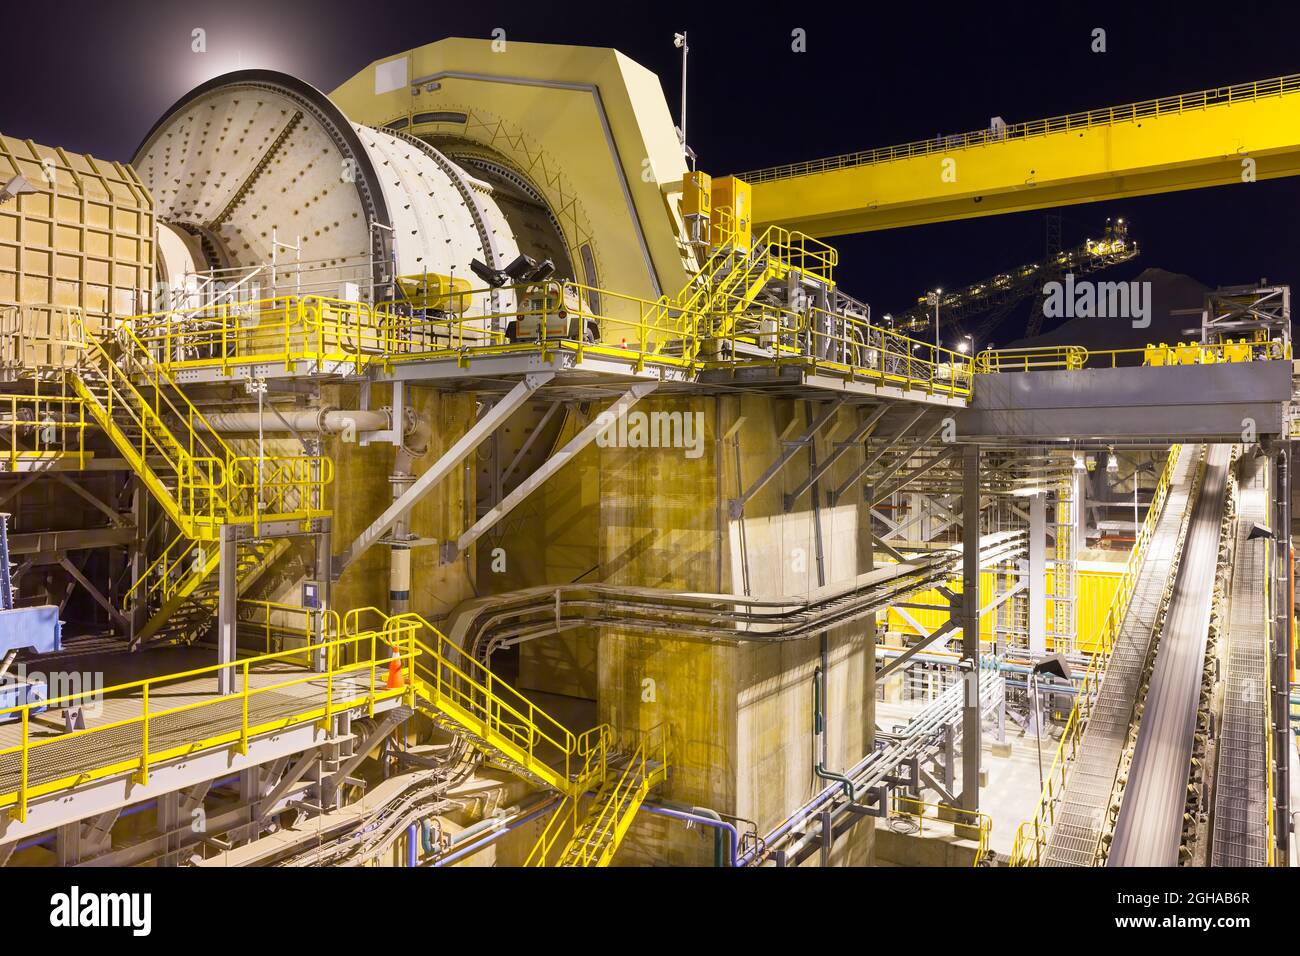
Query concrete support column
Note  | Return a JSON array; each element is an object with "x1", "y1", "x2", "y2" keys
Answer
[
  {"x1": 960, "y1": 444, "x2": 981, "y2": 811},
  {"x1": 217, "y1": 525, "x2": 237, "y2": 695},
  {"x1": 1028, "y1": 491, "x2": 1047, "y2": 655}
]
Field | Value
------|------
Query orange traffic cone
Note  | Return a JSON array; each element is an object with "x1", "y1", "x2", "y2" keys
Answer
[{"x1": 386, "y1": 644, "x2": 405, "y2": 690}]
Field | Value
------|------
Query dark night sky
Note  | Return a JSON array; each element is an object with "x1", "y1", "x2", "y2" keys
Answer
[{"x1": 6, "y1": 0, "x2": 1300, "y2": 330}]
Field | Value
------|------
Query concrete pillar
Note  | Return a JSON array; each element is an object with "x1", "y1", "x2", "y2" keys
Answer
[
  {"x1": 1028, "y1": 491, "x2": 1047, "y2": 655},
  {"x1": 217, "y1": 525, "x2": 237, "y2": 695},
  {"x1": 960, "y1": 444, "x2": 981, "y2": 811}
]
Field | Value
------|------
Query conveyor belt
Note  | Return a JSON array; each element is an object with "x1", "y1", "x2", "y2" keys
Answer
[
  {"x1": 1211, "y1": 461, "x2": 1270, "y2": 865},
  {"x1": 1108, "y1": 444, "x2": 1231, "y2": 866},
  {"x1": 1041, "y1": 445, "x2": 1200, "y2": 867}
]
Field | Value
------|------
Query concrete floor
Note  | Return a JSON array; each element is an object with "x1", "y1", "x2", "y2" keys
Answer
[{"x1": 877, "y1": 694, "x2": 1049, "y2": 860}]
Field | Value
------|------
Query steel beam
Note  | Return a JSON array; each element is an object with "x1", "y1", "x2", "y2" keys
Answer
[
  {"x1": 871, "y1": 447, "x2": 956, "y2": 504},
  {"x1": 783, "y1": 404, "x2": 888, "y2": 510},
  {"x1": 334, "y1": 372, "x2": 553, "y2": 576},
  {"x1": 875, "y1": 619, "x2": 957, "y2": 680},
  {"x1": 456, "y1": 382, "x2": 657, "y2": 555},
  {"x1": 728, "y1": 398, "x2": 845, "y2": 518},
  {"x1": 830, "y1": 408, "x2": 928, "y2": 504}
]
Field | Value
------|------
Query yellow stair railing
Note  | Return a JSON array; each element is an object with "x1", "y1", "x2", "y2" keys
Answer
[
  {"x1": 126, "y1": 533, "x2": 290, "y2": 646},
  {"x1": 527, "y1": 724, "x2": 670, "y2": 867},
  {"x1": 352, "y1": 609, "x2": 614, "y2": 798},
  {"x1": 67, "y1": 311, "x2": 331, "y2": 539}
]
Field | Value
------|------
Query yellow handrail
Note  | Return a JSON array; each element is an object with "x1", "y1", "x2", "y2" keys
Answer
[
  {"x1": 0, "y1": 619, "x2": 402, "y2": 823},
  {"x1": 563, "y1": 724, "x2": 669, "y2": 866},
  {"x1": 345, "y1": 607, "x2": 613, "y2": 795},
  {"x1": 889, "y1": 794, "x2": 994, "y2": 867}
]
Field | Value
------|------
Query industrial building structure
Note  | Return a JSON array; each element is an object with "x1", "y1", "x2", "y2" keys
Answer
[{"x1": 0, "y1": 37, "x2": 1294, "y2": 869}]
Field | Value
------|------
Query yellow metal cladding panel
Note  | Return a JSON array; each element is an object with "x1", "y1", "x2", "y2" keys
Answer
[
  {"x1": 681, "y1": 170, "x2": 710, "y2": 219},
  {"x1": 0, "y1": 134, "x2": 154, "y2": 322},
  {"x1": 709, "y1": 175, "x2": 751, "y2": 252},
  {"x1": 750, "y1": 87, "x2": 1300, "y2": 236},
  {"x1": 329, "y1": 38, "x2": 691, "y2": 301}
]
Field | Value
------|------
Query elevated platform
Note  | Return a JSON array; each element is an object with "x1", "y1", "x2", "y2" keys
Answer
[
  {"x1": 0, "y1": 638, "x2": 406, "y2": 846},
  {"x1": 960, "y1": 362, "x2": 1292, "y2": 441}
]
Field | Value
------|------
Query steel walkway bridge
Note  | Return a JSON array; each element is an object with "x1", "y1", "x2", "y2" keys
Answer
[
  {"x1": 1010, "y1": 444, "x2": 1199, "y2": 866},
  {"x1": 1108, "y1": 445, "x2": 1231, "y2": 866},
  {"x1": 1211, "y1": 463, "x2": 1273, "y2": 866}
]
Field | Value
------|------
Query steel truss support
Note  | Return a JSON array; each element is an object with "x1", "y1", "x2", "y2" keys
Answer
[
  {"x1": 829, "y1": 407, "x2": 929, "y2": 505},
  {"x1": 783, "y1": 404, "x2": 888, "y2": 510},
  {"x1": 870, "y1": 446, "x2": 956, "y2": 505},
  {"x1": 334, "y1": 372, "x2": 554, "y2": 577},
  {"x1": 730, "y1": 398, "x2": 844, "y2": 518},
  {"x1": 454, "y1": 383, "x2": 657, "y2": 557}
]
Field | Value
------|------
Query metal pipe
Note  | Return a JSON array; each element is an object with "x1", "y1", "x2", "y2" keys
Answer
[
  {"x1": 642, "y1": 803, "x2": 738, "y2": 867},
  {"x1": 197, "y1": 408, "x2": 390, "y2": 434},
  {"x1": 428, "y1": 799, "x2": 558, "y2": 868},
  {"x1": 813, "y1": 663, "x2": 854, "y2": 801}
]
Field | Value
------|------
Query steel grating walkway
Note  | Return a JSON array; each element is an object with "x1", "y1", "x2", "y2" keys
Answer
[
  {"x1": 1041, "y1": 445, "x2": 1201, "y2": 867},
  {"x1": 1211, "y1": 463, "x2": 1270, "y2": 866}
]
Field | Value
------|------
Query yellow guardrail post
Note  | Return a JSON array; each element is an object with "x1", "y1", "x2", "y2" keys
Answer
[
  {"x1": 138, "y1": 683, "x2": 150, "y2": 786},
  {"x1": 239, "y1": 660, "x2": 250, "y2": 755},
  {"x1": 18, "y1": 706, "x2": 29, "y2": 823}
]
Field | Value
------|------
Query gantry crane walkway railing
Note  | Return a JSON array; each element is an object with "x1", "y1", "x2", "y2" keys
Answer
[
  {"x1": 1211, "y1": 464, "x2": 1273, "y2": 865},
  {"x1": 1010, "y1": 443, "x2": 1198, "y2": 865},
  {"x1": 525, "y1": 724, "x2": 669, "y2": 867}
]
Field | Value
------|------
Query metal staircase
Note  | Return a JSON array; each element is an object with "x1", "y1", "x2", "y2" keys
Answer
[
  {"x1": 129, "y1": 534, "x2": 290, "y2": 647},
  {"x1": 66, "y1": 312, "x2": 330, "y2": 539},
  {"x1": 378, "y1": 610, "x2": 616, "y2": 797},
  {"x1": 526, "y1": 726, "x2": 669, "y2": 867}
]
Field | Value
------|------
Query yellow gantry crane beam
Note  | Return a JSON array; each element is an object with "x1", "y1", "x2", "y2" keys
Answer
[{"x1": 740, "y1": 74, "x2": 1300, "y2": 237}]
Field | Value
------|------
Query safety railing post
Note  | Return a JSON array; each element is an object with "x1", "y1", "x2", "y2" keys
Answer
[
  {"x1": 139, "y1": 683, "x2": 150, "y2": 785},
  {"x1": 18, "y1": 706, "x2": 29, "y2": 823},
  {"x1": 240, "y1": 660, "x2": 251, "y2": 754}
]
